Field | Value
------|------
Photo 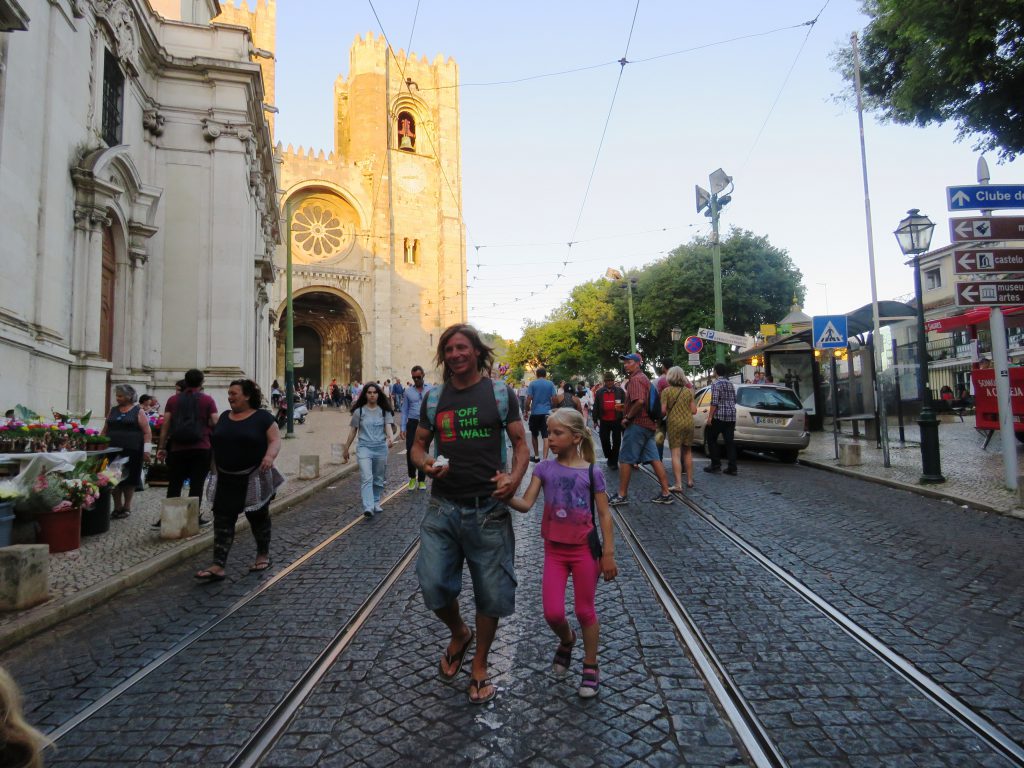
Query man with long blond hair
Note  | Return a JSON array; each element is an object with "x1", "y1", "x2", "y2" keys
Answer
[{"x1": 411, "y1": 324, "x2": 530, "y2": 705}]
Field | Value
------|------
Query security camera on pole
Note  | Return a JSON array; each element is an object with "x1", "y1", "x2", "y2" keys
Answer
[{"x1": 696, "y1": 168, "x2": 733, "y2": 364}]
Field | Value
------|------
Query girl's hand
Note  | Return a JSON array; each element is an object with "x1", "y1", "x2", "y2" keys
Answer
[{"x1": 601, "y1": 553, "x2": 617, "y2": 581}]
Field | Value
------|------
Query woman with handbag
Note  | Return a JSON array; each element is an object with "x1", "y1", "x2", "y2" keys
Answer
[
  {"x1": 661, "y1": 366, "x2": 697, "y2": 491},
  {"x1": 508, "y1": 408, "x2": 617, "y2": 698},
  {"x1": 195, "y1": 379, "x2": 282, "y2": 581}
]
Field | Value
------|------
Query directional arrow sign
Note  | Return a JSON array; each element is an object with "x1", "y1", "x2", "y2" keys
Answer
[
  {"x1": 953, "y1": 248, "x2": 1024, "y2": 274},
  {"x1": 956, "y1": 281, "x2": 1024, "y2": 307},
  {"x1": 947, "y1": 184, "x2": 1024, "y2": 211},
  {"x1": 697, "y1": 327, "x2": 748, "y2": 347},
  {"x1": 950, "y1": 216, "x2": 1024, "y2": 242}
]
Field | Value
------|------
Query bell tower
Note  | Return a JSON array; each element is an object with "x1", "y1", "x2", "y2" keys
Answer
[{"x1": 214, "y1": 0, "x2": 277, "y2": 136}]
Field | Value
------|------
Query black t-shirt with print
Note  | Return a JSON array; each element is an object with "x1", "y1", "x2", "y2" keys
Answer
[{"x1": 419, "y1": 378, "x2": 521, "y2": 500}]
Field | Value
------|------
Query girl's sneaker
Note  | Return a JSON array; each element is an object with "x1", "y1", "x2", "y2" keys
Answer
[
  {"x1": 578, "y1": 663, "x2": 599, "y2": 698},
  {"x1": 552, "y1": 630, "x2": 576, "y2": 677}
]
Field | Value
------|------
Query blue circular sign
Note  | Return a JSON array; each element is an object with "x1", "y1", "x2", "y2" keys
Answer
[{"x1": 683, "y1": 335, "x2": 703, "y2": 353}]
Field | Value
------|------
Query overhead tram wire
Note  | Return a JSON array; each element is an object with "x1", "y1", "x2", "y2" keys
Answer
[{"x1": 738, "y1": 0, "x2": 832, "y2": 172}]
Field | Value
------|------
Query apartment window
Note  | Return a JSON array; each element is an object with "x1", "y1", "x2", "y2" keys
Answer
[
  {"x1": 924, "y1": 267, "x2": 942, "y2": 290},
  {"x1": 102, "y1": 49, "x2": 124, "y2": 146}
]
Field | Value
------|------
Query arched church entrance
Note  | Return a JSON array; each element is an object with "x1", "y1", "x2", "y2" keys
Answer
[
  {"x1": 293, "y1": 326, "x2": 323, "y2": 388},
  {"x1": 277, "y1": 291, "x2": 362, "y2": 387}
]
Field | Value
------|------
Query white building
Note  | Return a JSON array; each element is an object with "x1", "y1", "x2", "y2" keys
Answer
[{"x1": 0, "y1": 0, "x2": 278, "y2": 416}]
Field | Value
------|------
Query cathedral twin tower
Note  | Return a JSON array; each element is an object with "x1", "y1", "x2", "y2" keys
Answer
[{"x1": 219, "y1": 0, "x2": 467, "y2": 388}]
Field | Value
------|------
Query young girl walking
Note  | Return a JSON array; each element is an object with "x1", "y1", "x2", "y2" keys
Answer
[{"x1": 509, "y1": 408, "x2": 618, "y2": 697}]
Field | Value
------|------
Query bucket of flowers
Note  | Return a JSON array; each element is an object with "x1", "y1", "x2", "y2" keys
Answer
[
  {"x1": 27, "y1": 472, "x2": 98, "y2": 553},
  {"x1": 0, "y1": 480, "x2": 23, "y2": 547},
  {"x1": 81, "y1": 460, "x2": 122, "y2": 536}
]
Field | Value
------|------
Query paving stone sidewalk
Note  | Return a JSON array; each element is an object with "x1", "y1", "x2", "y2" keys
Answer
[
  {"x1": 0, "y1": 408, "x2": 360, "y2": 650},
  {"x1": 800, "y1": 415, "x2": 1024, "y2": 517}
]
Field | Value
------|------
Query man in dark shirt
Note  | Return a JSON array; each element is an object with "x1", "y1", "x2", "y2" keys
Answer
[
  {"x1": 704, "y1": 362, "x2": 738, "y2": 475},
  {"x1": 411, "y1": 324, "x2": 529, "y2": 705}
]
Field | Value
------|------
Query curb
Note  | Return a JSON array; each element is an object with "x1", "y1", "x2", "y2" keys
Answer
[
  {"x1": 799, "y1": 457, "x2": 1024, "y2": 520},
  {"x1": 0, "y1": 462, "x2": 358, "y2": 655}
]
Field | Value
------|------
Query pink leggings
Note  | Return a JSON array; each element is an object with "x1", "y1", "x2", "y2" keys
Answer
[{"x1": 542, "y1": 540, "x2": 600, "y2": 630}]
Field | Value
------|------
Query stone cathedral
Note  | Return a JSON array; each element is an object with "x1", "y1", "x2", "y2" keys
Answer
[{"x1": 221, "y1": 0, "x2": 467, "y2": 388}]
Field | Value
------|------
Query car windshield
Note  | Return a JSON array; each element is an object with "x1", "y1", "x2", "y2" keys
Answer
[{"x1": 737, "y1": 386, "x2": 802, "y2": 411}]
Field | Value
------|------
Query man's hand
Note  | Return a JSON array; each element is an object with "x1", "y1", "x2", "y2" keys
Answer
[
  {"x1": 423, "y1": 457, "x2": 449, "y2": 479},
  {"x1": 491, "y1": 471, "x2": 516, "y2": 501},
  {"x1": 400, "y1": 430, "x2": 407, "y2": 440}
]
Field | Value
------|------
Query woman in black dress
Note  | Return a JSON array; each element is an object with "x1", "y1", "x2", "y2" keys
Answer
[
  {"x1": 102, "y1": 384, "x2": 152, "y2": 519},
  {"x1": 195, "y1": 379, "x2": 282, "y2": 581}
]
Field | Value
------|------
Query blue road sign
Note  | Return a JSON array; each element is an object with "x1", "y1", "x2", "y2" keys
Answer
[
  {"x1": 812, "y1": 315, "x2": 848, "y2": 350},
  {"x1": 946, "y1": 185, "x2": 1024, "y2": 211}
]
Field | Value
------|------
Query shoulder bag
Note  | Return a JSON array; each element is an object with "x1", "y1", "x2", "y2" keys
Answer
[{"x1": 586, "y1": 463, "x2": 602, "y2": 560}]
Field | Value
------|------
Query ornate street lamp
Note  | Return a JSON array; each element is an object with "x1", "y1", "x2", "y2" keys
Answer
[
  {"x1": 670, "y1": 325, "x2": 682, "y2": 365},
  {"x1": 894, "y1": 209, "x2": 943, "y2": 483}
]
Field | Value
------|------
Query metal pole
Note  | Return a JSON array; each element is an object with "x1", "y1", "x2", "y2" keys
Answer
[
  {"x1": 852, "y1": 32, "x2": 890, "y2": 467},
  {"x1": 711, "y1": 193, "x2": 724, "y2": 364},
  {"x1": 830, "y1": 352, "x2": 839, "y2": 460},
  {"x1": 626, "y1": 276, "x2": 637, "y2": 353},
  {"x1": 284, "y1": 196, "x2": 295, "y2": 437},
  {"x1": 977, "y1": 157, "x2": 1018, "y2": 490},
  {"x1": 914, "y1": 254, "x2": 944, "y2": 482}
]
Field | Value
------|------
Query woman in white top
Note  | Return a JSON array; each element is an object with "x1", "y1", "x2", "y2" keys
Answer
[{"x1": 342, "y1": 382, "x2": 396, "y2": 517}]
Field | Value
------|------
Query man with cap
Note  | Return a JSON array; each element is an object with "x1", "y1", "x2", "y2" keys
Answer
[{"x1": 607, "y1": 353, "x2": 674, "y2": 506}]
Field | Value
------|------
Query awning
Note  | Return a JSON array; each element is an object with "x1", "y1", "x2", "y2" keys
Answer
[{"x1": 925, "y1": 306, "x2": 1024, "y2": 333}]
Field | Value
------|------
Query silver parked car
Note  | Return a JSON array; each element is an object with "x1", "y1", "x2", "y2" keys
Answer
[{"x1": 692, "y1": 383, "x2": 810, "y2": 463}]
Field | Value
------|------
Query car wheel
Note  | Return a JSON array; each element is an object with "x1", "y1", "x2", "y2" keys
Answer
[{"x1": 776, "y1": 449, "x2": 799, "y2": 464}]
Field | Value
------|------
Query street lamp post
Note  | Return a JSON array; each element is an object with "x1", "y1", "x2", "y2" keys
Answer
[
  {"x1": 670, "y1": 325, "x2": 682, "y2": 366},
  {"x1": 894, "y1": 209, "x2": 943, "y2": 483},
  {"x1": 696, "y1": 169, "x2": 733, "y2": 364},
  {"x1": 283, "y1": 196, "x2": 296, "y2": 437},
  {"x1": 606, "y1": 267, "x2": 637, "y2": 353}
]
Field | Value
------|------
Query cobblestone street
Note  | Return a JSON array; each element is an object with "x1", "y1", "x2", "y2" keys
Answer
[{"x1": 2, "y1": 425, "x2": 1022, "y2": 767}]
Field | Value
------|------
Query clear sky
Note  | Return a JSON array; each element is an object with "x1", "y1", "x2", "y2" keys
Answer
[{"x1": 268, "y1": 0, "x2": 1024, "y2": 340}]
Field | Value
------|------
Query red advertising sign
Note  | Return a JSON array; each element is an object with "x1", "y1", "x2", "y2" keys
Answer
[
  {"x1": 950, "y1": 217, "x2": 1024, "y2": 242},
  {"x1": 971, "y1": 368, "x2": 1024, "y2": 432}
]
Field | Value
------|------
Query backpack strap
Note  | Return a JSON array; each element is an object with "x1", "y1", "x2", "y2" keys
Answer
[
  {"x1": 491, "y1": 380, "x2": 509, "y2": 468},
  {"x1": 425, "y1": 385, "x2": 443, "y2": 430}
]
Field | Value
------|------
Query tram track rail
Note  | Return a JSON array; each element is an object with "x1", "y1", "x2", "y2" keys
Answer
[
  {"x1": 47, "y1": 484, "x2": 412, "y2": 744},
  {"x1": 633, "y1": 462, "x2": 1024, "y2": 766}
]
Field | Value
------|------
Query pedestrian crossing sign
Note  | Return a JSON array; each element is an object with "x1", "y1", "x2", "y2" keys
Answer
[{"x1": 812, "y1": 315, "x2": 848, "y2": 350}]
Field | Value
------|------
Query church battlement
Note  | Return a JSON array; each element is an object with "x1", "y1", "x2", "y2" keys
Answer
[
  {"x1": 278, "y1": 143, "x2": 336, "y2": 165},
  {"x1": 347, "y1": 32, "x2": 458, "y2": 89}
]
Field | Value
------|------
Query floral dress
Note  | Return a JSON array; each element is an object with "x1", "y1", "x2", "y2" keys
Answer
[{"x1": 662, "y1": 386, "x2": 694, "y2": 448}]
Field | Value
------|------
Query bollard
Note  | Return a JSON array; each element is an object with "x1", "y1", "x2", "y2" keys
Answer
[
  {"x1": 838, "y1": 443, "x2": 862, "y2": 467},
  {"x1": 0, "y1": 545, "x2": 49, "y2": 610},
  {"x1": 330, "y1": 444, "x2": 344, "y2": 465},
  {"x1": 160, "y1": 497, "x2": 199, "y2": 539},
  {"x1": 299, "y1": 455, "x2": 320, "y2": 479}
]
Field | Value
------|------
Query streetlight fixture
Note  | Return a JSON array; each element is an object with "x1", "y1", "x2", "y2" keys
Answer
[
  {"x1": 606, "y1": 267, "x2": 637, "y2": 353},
  {"x1": 670, "y1": 325, "x2": 682, "y2": 365},
  {"x1": 696, "y1": 168, "x2": 733, "y2": 364},
  {"x1": 894, "y1": 208, "x2": 943, "y2": 483}
]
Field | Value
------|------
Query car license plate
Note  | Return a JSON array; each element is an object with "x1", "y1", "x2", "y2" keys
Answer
[{"x1": 755, "y1": 416, "x2": 787, "y2": 425}]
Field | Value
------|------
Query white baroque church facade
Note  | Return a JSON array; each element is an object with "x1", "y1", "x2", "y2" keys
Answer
[{"x1": 0, "y1": 0, "x2": 464, "y2": 415}]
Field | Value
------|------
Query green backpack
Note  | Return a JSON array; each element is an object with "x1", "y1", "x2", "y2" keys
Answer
[{"x1": 425, "y1": 380, "x2": 511, "y2": 468}]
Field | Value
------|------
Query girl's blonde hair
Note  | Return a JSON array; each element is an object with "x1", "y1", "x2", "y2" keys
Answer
[
  {"x1": 547, "y1": 408, "x2": 596, "y2": 463},
  {"x1": 0, "y1": 666, "x2": 47, "y2": 768}
]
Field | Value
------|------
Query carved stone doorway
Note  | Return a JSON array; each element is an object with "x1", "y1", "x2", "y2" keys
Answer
[{"x1": 277, "y1": 291, "x2": 362, "y2": 386}]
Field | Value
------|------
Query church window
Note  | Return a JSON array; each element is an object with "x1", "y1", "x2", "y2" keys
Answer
[
  {"x1": 397, "y1": 111, "x2": 416, "y2": 152},
  {"x1": 404, "y1": 238, "x2": 419, "y2": 264},
  {"x1": 102, "y1": 49, "x2": 125, "y2": 147}
]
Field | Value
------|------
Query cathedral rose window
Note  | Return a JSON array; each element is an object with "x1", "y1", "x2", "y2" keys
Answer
[{"x1": 293, "y1": 204, "x2": 345, "y2": 257}]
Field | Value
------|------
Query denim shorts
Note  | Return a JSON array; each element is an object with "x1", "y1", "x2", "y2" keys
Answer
[
  {"x1": 618, "y1": 423, "x2": 660, "y2": 465},
  {"x1": 416, "y1": 495, "x2": 517, "y2": 618}
]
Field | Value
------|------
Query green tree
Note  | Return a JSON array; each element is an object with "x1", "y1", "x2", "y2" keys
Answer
[
  {"x1": 840, "y1": 0, "x2": 1024, "y2": 160},
  {"x1": 508, "y1": 229, "x2": 802, "y2": 379}
]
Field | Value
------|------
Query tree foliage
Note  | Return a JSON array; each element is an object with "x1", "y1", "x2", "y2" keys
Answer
[
  {"x1": 840, "y1": 0, "x2": 1024, "y2": 160},
  {"x1": 506, "y1": 229, "x2": 803, "y2": 381}
]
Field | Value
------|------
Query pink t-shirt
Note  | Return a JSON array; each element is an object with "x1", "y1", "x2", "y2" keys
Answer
[
  {"x1": 164, "y1": 389, "x2": 218, "y2": 451},
  {"x1": 533, "y1": 460, "x2": 606, "y2": 546}
]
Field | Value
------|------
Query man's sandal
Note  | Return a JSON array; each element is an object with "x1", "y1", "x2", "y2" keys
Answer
[
  {"x1": 439, "y1": 630, "x2": 474, "y2": 681},
  {"x1": 468, "y1": 677, "x2": 496, "y2": 705},
  {"x1": 552, "y1": 630, "x2": 576, "y2": 677}
]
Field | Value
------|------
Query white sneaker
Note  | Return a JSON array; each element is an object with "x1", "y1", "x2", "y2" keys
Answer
[{"x1": 373, "y1": 505, "x2": 384, "y2": 514}]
